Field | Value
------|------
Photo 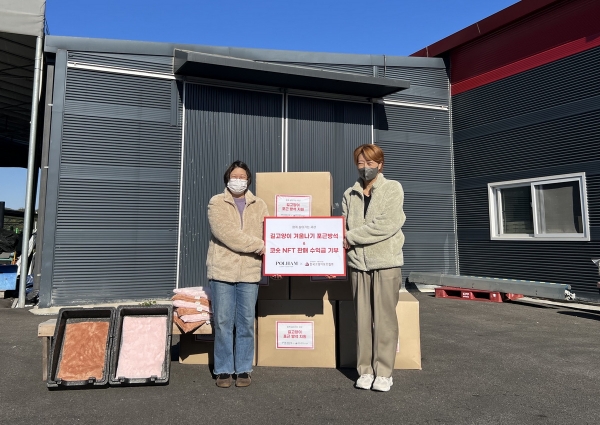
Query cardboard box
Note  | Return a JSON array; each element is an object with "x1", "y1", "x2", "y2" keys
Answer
[
  {"x1": 338, "y1": 292, "x2": 421, "y2": 370},
  {"x1": 255, "y1": 172, "x2": 333, "y2": 217},
  {"x1": 257, "y1": 300, "x2": 336, "y2": 368},
  {"x1": 258, "y1": 276, "x2": 290, "y2": 300},
  {"x1": 179, "y1": 333, "x2": 215, "y2": 365},
  {"x1": 290, "y1": 276, "x2": 352, "y2": 301},
  {"x1": 179, "y1": 321, "x2": 257, "y2": 366}
]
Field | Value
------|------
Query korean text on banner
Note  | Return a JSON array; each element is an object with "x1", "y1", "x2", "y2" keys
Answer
[
  {"x1": 276, "y1": 321, "x2": 314, "y2": 349},
  {"x1": 263, "y1": 217, "x2": 346, "y2": 276},
  {"x1": 276, "y1": 195, "x2": 312, "y2": 217}
]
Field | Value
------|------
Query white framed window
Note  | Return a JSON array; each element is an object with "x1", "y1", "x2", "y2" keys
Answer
[{"x1": 488, "y1": 173, "x2": 590, "y2": 241}]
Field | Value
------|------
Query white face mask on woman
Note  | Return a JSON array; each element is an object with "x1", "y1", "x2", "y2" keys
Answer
[{"x1": 227, "y1": 178, "x2": 248, "y2": 194}]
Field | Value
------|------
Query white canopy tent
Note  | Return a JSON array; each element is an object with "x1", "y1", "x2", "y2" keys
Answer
[{"x1": 0, "y1": 0, "x2": 46, "y2": 307}]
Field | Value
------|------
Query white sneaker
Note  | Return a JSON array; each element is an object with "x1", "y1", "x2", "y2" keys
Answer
[
  {"x1": 372, "y1": 376, "x2": 393, "y2": 392},
  {"x1": 355, "y1": 374, "x2": 374, "y2": 390}
]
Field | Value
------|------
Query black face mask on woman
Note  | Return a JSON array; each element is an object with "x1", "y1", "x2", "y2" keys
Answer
[{"x1": 358, "y1": 167, "x2": 378, "y2": 182}]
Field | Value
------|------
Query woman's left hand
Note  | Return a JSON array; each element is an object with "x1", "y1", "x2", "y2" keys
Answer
[{"x1": 271, "y1": 275, "x2": 283, "y2": 280}]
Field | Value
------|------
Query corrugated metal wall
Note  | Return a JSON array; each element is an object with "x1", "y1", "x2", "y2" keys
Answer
[
  {"x1": 41, "y1": 44, "x2": 456, "y2": 304},
  {"x1": 287, "y1": 95, "x2": 372, "y2": 214},
  {"x1": 375, "y1": 65, "x2": 456, "y2": 279},
  {"x1": 42, "y1": 53, "x2": 182, "y2": 305},
  {"x1": 268, "y1": 62, "x2": 374, "y2": 76},
  {"x1": 453, "y1": 45, "x2": 600, "y2": 296},
  {"x1": 178, "y1": 83, "x2": 283, "y2": 288}
]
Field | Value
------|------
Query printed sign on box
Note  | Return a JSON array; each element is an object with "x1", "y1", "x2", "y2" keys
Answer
[
  {"x1": 263, "y1": 217, "x2": 346, "y2": 276},
  {"x1": 275, "y1": 195, "x2": 311, "y2": 217},
  {"x1": 276, "y1": 321, "x2": 314, "y2": 349}
]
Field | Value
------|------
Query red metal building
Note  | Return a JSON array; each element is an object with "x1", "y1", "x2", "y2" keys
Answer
[{"x1": 412, "y1": 0, "x2": 600, "y2": 298}]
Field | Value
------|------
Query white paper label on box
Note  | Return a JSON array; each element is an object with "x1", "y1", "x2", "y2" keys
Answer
[
  {"x1": 276, "y1": 321, "x2": 314, "y2": 349},
  {"x1": 264, "y1": 217, "x2": 346, "y2": 276},
  {"x1": 275, "y1": 195, "x2": 311, "y2": 217}
]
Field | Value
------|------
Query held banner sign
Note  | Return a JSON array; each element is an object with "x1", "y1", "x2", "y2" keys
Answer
[{"x1": 263, "y1": 217, "x2": 346, "y2": 276}]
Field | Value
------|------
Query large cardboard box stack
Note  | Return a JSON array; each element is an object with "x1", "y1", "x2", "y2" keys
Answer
[
  {"x1": 255, "y1": 172, "x2": 338, "y2": 368},
  {"x1": 255, "y1": 172, "x2": 333, "y2": 217},
  {"x1": 257, "y1": 300, "x2": 336, "y2": 368},
  {"x1": 338, "y1": 292, "x2": 422, "y2": 370}
]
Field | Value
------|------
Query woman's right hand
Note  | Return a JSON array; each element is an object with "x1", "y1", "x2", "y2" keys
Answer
[{"x1": 343, "y1": 238, "x2": 350, "y2": 250}]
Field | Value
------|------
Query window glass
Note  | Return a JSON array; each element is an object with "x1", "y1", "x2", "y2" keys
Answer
[
  {"x1": 535, "y1": 181, "x2": 583, "y2": 234},
  {"x1": 501, "y1": 186, "x2": 534, "y2": 234}
]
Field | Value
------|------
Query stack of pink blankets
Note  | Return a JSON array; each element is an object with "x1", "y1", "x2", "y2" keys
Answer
[{"x1": 172, "y1": 286, "x2": 212, "y2": 334}]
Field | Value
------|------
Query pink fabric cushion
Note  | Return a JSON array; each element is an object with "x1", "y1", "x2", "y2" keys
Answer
[
  {"x1": 180, "y1": 312, "x2": 211, "y2": 323},
  {"x1": 173, "y1": 286, "x2": 211, "y2": 299},
  {"x1": 115, "y1": 316, "x2": 167, "y2": 379},
  {"x1": 173, "y1": 300, "x2": 211, "y2": 312}
]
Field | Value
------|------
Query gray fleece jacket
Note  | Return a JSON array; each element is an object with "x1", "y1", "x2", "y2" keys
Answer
[{"x1": 342, "y1": 173, "x2": 406, "y2": 271}]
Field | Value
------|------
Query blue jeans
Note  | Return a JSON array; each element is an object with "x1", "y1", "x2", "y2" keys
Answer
[{"x1": 209, "y1": 280, "x2": 259, "y2": 375}]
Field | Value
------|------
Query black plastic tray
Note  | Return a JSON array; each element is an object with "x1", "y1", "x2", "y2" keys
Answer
[
  {"x1": 47, "y1": 307, "x2": 116, "y2": 388},
  {"x1": 109, "y1": 305, "x2": 173, "y2": 386}
]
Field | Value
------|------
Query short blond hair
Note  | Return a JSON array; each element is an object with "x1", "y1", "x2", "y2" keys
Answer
[{"x1": 353, "y1": 144, "x2": 384, "y2": 166}]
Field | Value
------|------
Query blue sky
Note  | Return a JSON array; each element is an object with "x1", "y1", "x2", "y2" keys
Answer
[{"x1": 0, "y1": 0, "x2": 517, "y2": 209}]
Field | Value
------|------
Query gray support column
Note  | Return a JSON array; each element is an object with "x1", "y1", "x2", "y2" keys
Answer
[{"x1": 18, "y1": 36, "x2": 44, "y2": 308}]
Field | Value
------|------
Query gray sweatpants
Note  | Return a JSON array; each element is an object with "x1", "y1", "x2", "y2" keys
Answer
[{"x1": 351, "y1": 267, "x2": 401, "y2": 378}]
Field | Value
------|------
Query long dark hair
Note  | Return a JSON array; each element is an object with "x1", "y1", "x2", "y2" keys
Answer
[{"x1": 223, "y1": 160, "x2": 252, "y2": 187}]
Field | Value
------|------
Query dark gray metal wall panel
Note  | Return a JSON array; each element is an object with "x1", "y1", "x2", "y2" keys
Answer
[
  {"x1": 379, "y1": 66, "x2": 449, "y2": 106},
  {"x1": 39, "y1": 50, "x2": 68, "y2": 308},
  {"x1": 384, "y1": 85, "x2": 449, "y2": 105},
  {"x1": 267, "y1": 62, "x2": 374, "y2": 76},
  {"x1": 286, "y1": 96, "x2": 371, "y2": 214},
  {"x1": 375, "y1": 104, "x2": 449, "y2": 135},
  {"x1": 378, "y1": 66, "x2": 449, "y2": 89},
  {"x1": 453, "y1": 46, "x2": 600, "y2": 132},
  {"x1": 374, "y1": 65, "x2": 456, "y2": 279},
  {"x1": 48, "y1": 36, "x2": 445, "y2": 69},
  {"x1": 67, "y1": 51, "x2": 173, "y2": 74},
  {"x1": 454, "y1": 109, "x2": 600, "y2": 181},
  {"x1": 453, "y1": 46, "x2": 600, "y2": 297},
  {"x1": 46, "y1": 67, "x2": 182, "y2": 305},
  {"x1": 65, "y1": 68, "x2": 173, "y2": 107},
  {"x1": 179, "y1": 84, "x2": 282, "y2": 288}
]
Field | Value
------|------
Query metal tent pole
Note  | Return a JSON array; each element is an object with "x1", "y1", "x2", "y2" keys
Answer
[{"x1": 18, "y1": 36, "x2": 44, "y2": 308}]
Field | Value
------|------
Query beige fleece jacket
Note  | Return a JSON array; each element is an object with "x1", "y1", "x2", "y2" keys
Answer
[
  {"x1": 342, "y1": 174, "x2": 406, "y2": 271},
  {"x1": 206, "y1": 189, "x2": 268, "y2": 283}
]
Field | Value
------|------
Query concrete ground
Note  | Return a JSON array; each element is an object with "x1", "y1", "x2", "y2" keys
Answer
[{"x1": 1, "y1": 293, "x2": 599, "y2": 425}]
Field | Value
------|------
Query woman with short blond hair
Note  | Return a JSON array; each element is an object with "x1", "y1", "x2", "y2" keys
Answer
[{"x1": 342, "y1": 144, "x2": 406, "y2": 392}]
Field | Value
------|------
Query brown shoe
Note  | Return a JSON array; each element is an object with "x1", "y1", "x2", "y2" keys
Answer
[
  {"x1": 216, "y1": 374, "x2": 233, "y2": 388},
  {"x1": 235, "y1": 373, "x2": 252, "y2": 387}
]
